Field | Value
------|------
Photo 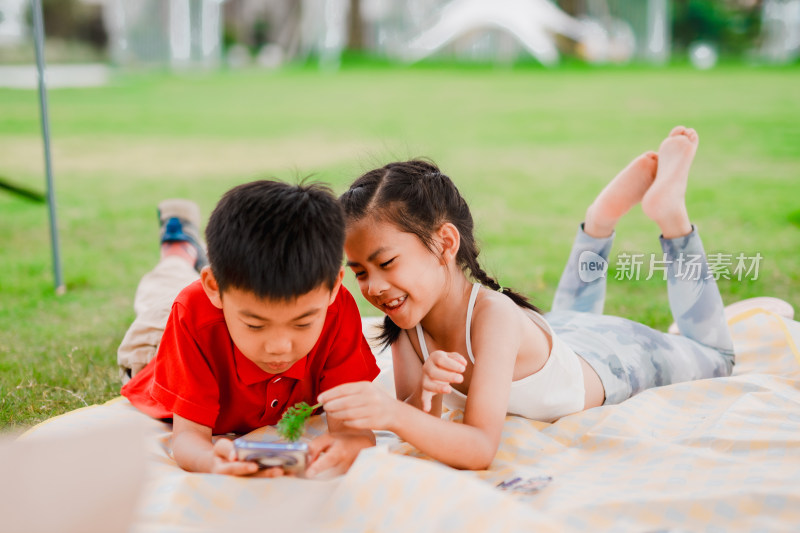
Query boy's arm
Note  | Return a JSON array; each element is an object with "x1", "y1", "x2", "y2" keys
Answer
[
  {"x1": 172, "y1": 415, "x2": 281, "y2": 477},
  {"x1": 305, "y1": 414, "x2": 375, "y2": 478}
]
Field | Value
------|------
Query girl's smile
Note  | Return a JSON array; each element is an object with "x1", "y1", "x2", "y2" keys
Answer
[
  {"x1": 345, "y1": 218, "x2": 447, "y2": 330},
  {"x1": 383, "y1": 295, "x2": 407, "y2": 310}
]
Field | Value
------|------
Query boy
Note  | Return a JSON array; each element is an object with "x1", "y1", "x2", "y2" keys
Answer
[{"x1": 121, "y1": 180, "x2": 379, "y2": 477}]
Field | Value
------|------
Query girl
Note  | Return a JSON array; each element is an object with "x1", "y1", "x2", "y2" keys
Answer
[{"x1": 319, "y1": 127, "x2": 737, "y2": 470}]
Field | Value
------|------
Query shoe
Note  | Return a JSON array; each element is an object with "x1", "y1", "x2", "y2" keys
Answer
[
  {"x1": 157, "y1": 199, "x2": 208, "y2": 272},
  {"x1": 668, "y1": 296, "x2": 795, "y2": 334}
]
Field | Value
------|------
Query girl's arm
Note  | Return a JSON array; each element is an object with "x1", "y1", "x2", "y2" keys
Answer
[
  {"x1": 392, "y1": 330, "x2": 443, "y2": 417},
  {"x1": 320, "y1": 295, "x2": 526, "y2": 470}
]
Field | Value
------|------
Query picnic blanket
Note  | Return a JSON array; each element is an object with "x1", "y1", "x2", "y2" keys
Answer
[{"x1": 16, "y1": 308, "x2": 800, "y2": 532}]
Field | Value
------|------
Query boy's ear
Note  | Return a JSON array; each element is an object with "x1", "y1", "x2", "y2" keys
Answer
[
  {"x1": 328, "y1": 267, "x2": 345, "y2": 305},
  {"x1": 436, "y1": 222, "x2": 460, "y2": 265},
  {"x1": 201, "y1": 267, "x2": 224, "y2": 309}
]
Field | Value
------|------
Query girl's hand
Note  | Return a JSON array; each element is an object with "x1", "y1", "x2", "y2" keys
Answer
[
  {"x1": 420, "y1": 350, "x2": 467, "y2": 412},
  {"x1": 318, "y1": 381, "x2": 398, "y2": 431},
  {"x1": 305, "y1": 431, "x2": 374, "y2": 478},
  {"x1": 210, "y1": 438, "x2": 284, "y2": 477}
]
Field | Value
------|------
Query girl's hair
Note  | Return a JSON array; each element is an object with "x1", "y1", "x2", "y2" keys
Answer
[{"x1": 340, "y1": 159, "x2": 540, "y2": 348}]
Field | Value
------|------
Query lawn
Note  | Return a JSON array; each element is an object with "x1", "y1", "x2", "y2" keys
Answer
[{"x1": 1, "y1": 62, "x2": 798, "y2": 429}]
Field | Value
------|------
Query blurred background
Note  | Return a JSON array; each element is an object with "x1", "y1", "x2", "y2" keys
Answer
[
  {"x1": 1, "y1": 1, "x2": 798, "y2": 429},
  {"x1": 0, "y1": 0, "x2": 798, "y2": 74}
]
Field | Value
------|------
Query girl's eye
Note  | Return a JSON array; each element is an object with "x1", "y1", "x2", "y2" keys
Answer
[
  {"x1": 380, "y1": 258, "x2": 395, "y2": 268},
  {"x1": 353, "y1": 270, "x2": 366, "y2": 279},
  {"x1": 246, "y1": 324, "x2": 263, "y2": 331},
  {"x1": 295, "y1": 323, "x2": 312, "y2": 329}
]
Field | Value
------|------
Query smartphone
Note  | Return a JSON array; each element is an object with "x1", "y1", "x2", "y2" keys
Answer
[{"x1": 233, "y1": 437, "x2": 308, "y2": 474}]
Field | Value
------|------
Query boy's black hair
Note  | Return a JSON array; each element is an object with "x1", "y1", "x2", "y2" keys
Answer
[{"x1": 206, "y1": 180, "x2": 344, "y2": 300}]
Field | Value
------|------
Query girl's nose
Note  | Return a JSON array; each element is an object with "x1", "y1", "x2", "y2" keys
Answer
[{"x1": 367, "y1": 276, "x2": 389, "y2": 296}]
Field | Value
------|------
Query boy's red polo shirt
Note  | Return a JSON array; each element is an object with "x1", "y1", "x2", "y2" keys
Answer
[{"x1": 121, "y1": 280, "x2": 379, "y2": 434}]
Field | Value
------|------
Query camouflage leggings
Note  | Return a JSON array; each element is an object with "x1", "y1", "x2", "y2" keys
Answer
[{"x1": 546, "y1": 224, "x2": 735, "y2": 405}]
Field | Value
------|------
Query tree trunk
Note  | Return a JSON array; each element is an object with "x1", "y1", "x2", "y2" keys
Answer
[{"x1": 348, "y1": 0, "x2": 363, "y2": 50}]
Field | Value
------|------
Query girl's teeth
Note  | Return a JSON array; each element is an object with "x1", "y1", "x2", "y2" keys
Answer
[{"x1": 386, "y1": 296, "x2": 406, "y2": 309}]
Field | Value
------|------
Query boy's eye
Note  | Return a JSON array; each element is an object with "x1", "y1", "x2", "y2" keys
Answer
[
  {"x1": 353, "y1": 270, "x2": 366, "y2": 279},
  {"x1": 380, "y1": 258, "x2": 395, "y2": 268},
  {"x1": 295, "y1": 323, "x2": 312, "y2": 329},
  {"x1": 245, "y1": 324, "x2": 263, "y2": 331}
]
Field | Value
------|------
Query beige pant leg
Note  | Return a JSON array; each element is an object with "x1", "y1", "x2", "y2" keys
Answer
[{"x1": 118, "y1": 256, "x2": 200, "y2": 383}]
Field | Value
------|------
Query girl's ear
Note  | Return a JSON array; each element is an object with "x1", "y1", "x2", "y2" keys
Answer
[
  {"x1": 201, "y1": 266, "x2": 224, "y2": 309},
  {"x1": 436, "y1": 222, "x2": 461, "y2": 265}
]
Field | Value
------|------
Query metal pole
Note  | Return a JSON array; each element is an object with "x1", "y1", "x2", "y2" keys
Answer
[{"x1": 31, "y1": 0, "x2": 65, "y2": 295}]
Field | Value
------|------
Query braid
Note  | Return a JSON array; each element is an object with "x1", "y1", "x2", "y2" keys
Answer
[
  {"x1": 462, "y1": 243, "x2": 541, "y2": 313},
  {"x1": 470, "y1": 263, "x2": 501, "y2": 291}
]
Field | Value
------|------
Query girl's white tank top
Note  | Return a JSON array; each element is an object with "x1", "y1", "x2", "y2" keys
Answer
[{"x1": 414, "y1": 283, "x2": 585, "y2": 423}]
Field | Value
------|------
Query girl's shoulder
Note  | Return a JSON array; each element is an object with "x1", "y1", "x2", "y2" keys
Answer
[
  {"x1": 472, "y1": 285, "x2": 525, "y2": 316},
  {"x1": 470, "y1": 286, "x2": 551, "y2": 369},
  {"x1": 470, "y1": 286, "x2": 529, "y2": 334}
]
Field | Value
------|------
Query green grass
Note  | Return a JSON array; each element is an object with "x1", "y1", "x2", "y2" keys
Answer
[{"x1": 1, "y1": 62, "x2": 798, "y2": 429}]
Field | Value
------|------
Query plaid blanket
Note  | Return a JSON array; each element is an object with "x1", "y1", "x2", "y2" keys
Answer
[{"x1": 21, "y1": 308, "x2": 800, "y2": 532}]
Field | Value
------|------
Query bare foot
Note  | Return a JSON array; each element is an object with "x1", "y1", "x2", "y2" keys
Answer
[
  {"x1": 584, "y1": 151, "x2": 658, "y2": 238},
  {"x1": 642, "y1": 126, "x2": 697, "y2": 239}
]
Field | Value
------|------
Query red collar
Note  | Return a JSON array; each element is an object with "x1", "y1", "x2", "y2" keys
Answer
[{"x1": 233, "y1": 346, "x2": 308, "y2": 385}]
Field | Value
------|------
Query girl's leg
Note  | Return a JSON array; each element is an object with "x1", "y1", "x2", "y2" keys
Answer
[
  {"x1": 551, "y1": 309, "x2": 734, "y2": 405},
  {"x1": 547, "y1": 127, "x2": 734, "y2": 404},
  {"x1": 551, "y1": 127, "x2": 734, "y2": 405},
  {"x1": 642, "y1": 126, "x2": 735, "y2": 357},
  {"x1": 552, "y1": 227, "x2": 734, "y2": 405},
  {"x1": 550, "y1": 225, "x2": 614, "y2": 314},
  {"x1": 551, "y1": 152, "x2": 658, "y2": 313},
  {"x1": 660, "y1": 228, "x2": 734, "y2": 357}
]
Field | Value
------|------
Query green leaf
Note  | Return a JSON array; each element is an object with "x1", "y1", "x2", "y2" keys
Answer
[{"x1": 276, "y1": 401, "x2": 321, "y2": 441}]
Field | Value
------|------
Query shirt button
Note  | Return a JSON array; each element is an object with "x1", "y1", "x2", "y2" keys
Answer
[{"x1": 270, "y1": 399, "x2": 278, "y2": 408}]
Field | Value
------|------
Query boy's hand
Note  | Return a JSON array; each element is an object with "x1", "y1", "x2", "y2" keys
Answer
[
  {"x1": 210, "y1": 438, "x2": 285, "y2": 478},
  {"x1": 172, "y1": 414, "x2": 287, "y2": 477},
  {"x1": 317, "y1": 381, "x2": 397, "y2": 431},
  {"x1": 420, "y1": 350, "x2": 467, "y2": 412},
  {"x1": 305, "y1": 431, "x2": 374, "y2": 478}
]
